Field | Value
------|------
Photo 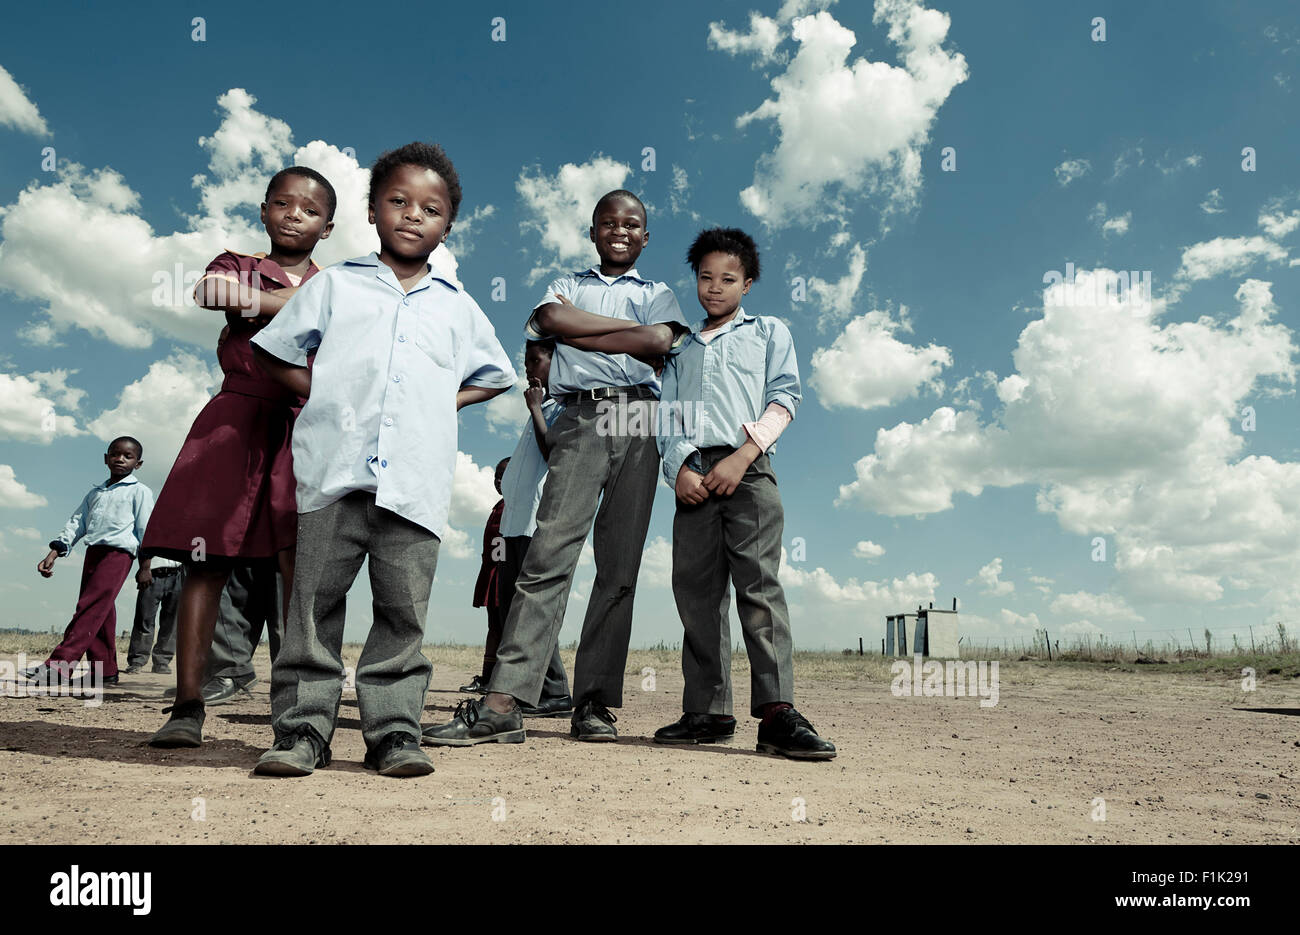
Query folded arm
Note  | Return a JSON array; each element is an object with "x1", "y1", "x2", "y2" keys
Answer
[{"x1": 252, "y1": 345, "x2": 311, "y2": 398}]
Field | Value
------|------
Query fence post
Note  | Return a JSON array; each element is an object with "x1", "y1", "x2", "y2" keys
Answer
[{"x1": 1045, "y1": 630, "x2": 1052, "y2": 661}]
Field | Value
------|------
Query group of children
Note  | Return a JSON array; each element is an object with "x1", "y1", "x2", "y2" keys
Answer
[{"x1": 28, "y1": 139, "x2": 835, "y2": 778}]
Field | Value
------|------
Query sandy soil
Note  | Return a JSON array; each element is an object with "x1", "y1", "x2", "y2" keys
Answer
[{"x1": 1, "y1": 648, "x2": 1296, "y2": 844}]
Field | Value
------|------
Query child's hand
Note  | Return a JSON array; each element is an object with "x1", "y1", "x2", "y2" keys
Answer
[
  {"x1": 524, "y1": 379, "x2": 546, "y2": 409},
  {"x1": 675, "y1": 467, "x2": 709, "y2": 505},
  {"x1": 702, "y1": 453, "x2": 748, "y2": 497},
  {"x1": 136, "y1": 567, "x2": 153, "y2": 590},
  {"x1": 37, "y1": 550, "x2": 58, "y2": 578}
]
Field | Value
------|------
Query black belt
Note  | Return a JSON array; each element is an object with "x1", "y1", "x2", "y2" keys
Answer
[{"x1": 558, "y1": 385, "x2": 657, "y2": 405}]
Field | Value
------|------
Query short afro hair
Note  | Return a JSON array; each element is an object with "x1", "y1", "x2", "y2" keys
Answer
[
  {"x1": 266, "y1": 166, "x2": 338, "y2": 221},
  {"x1": 592, "y1": 189, "x2": 647, "y2": 226},
  {"x1": 368, "y1": 142, "x2": 463, "y2": 222},
  {"x1": 108, "y1": 435, "x2": 143, "y2": 458},
  {"x1": 526, "y1": 337, "x2": 556, "y2": 354},
  {"x1": 686, "y1": 227, "x2": 761, "y2": 282}
]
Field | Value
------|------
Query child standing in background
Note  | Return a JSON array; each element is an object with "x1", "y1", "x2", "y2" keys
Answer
[
  {"x1": 28, "y1": 437, "x2": 154, "y2": 689},
  {"x1": 463, "y1": 458, "x2": 509, "y2": 694},
  {"x1": 143, "y1": 166, "x2": 336, "y2": 748}
]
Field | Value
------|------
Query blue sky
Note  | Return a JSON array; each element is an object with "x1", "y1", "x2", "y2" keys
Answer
[{"x1": 1, "y1": 0, "x2": 1297, "y2": 653}]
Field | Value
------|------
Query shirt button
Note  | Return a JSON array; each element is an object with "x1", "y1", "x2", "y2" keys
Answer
[
  {"x1": 398, "y1": 334, "x2": 407, "y2": 342},
  {"x1": 402, "y1": 298, "x2": 410, "y2": 307},
  {"x1": 384, "y1": 417, "x2": 393, "y2": 426},
  {"x1": 393, "y1": 375, "x2": 401, "y2": 383},
  {"x1": 380, "y1": 459, "x2": 387, "y2": 468}
]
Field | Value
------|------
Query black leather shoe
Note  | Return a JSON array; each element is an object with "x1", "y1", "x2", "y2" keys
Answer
[
  {"x1": 570, "y1": 700, "x2": 617, "y2": 742},
  {"x1": 421, "y1": 698, "x2": 525, "y2": 747},
  {"x1": 151, "y1": 664, "x2": 172, "y2": 675},
  {"x1": 148, "y1": 699, "x2": 206, "y2": 748},
  {"x1": 254, "y1": 727, "x2": 331, "y2": 776},
  {"x1": 458, "y1": 675, "x2": 487, "y2": 693},
  {"x1": 123, "y1": 664, "x2": 144, "y2": 675},
  {"x1": 756, "y1": 708, "x2": 836, "y2": 760},
  {"x1": 365, "y1": 732, "x2": 435, "y2": 777},
  {"x1": 201, "y1": 675, "x2": 255, "y2": 705},
  {"x1": 654, "y1": 712, "x2": 737, "y2": 744},
  {"x1": 518, "y1": 695, "x2": 573, "y2": 718}
]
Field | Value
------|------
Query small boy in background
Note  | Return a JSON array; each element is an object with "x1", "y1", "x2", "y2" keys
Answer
[
  {"x1": 463, "y1": 458, "x2": 509, "y2": 694},
  {"x1": 29, "y1": 437, "x2": 155, "y2": 689},
  {"x1": 123, "y1": 556, "x2": 184, "y2": 675},
  {"x1": 653, "y1": 227, "x2": 834, "y2": 760},
  {"x1": 493, "y1": 338, "x2": 571, "y2": 717},
  {"x1": 251, "y1": 141, "x2": 515, "y2": 777}
]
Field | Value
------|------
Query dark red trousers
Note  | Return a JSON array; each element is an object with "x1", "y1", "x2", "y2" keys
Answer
[{"x1": 46, "y1": 545, "x2": 133, "y2": 677}]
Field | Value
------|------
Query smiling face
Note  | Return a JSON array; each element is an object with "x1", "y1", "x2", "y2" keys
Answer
[
  {"x1": 369, "y1": 164, "x2": 453, "y2": 264},
  {"x1": 104, "y1": 439, "x2": 143, "y2": 480},
  {"x1": 589, "y1": 195, "x2": 648, "y2": 274},
  {"x1": 696, "y1": 251, "x2": 752, "y2": 325},
  {"x1": 261, "y1": 175, "x2": 333, "y2": 253}
]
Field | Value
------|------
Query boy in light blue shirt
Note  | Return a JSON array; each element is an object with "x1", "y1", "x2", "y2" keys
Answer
[
  {"x1": 249, "y1": 142, "x2": 515, "y2": 777},
  {"x1": 653, "y1": 227, "x2": 835, "y2": 760},
  {"x1": 28, "y1": 436, "x2": 154, "y2": 689},
  {"x1": 424, "y1": 189, "x2": 688, "y2": 746}
]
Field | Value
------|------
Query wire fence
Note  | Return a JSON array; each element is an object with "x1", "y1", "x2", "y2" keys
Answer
[{"x1": 875, "y1": 622, "x2": 1297, "y2": 662}]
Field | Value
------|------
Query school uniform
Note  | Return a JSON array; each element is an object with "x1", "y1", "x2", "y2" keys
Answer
[
  {"x1": 46, "y1": 475, "x2": 154, "y2": 677},
  {"x1": 487, "y1": 268, "x2": 685, "y2": 708},
  {"x1": 141, "y1": 250, "x2": 319, "y2": 565},
  {"x1": 126, "y1": 556, "x2": 184, "y2": 670},
  {"x1": 657, "y1": 308, "x2": 801, "y2": 717},
  {"x1": 497, "y1": 398, "x2": 570, "y2": 701},
  {"x1": 251, "y1": 252, "x2": 515, "y2": 751}
]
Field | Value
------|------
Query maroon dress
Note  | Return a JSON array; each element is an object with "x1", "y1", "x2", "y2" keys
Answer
[{"x1": 141, "y1": 250, "x2": 319, "y2": 564}]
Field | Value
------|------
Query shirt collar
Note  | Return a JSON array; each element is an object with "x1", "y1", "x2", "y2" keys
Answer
[
  {"x1": 346, "y1": 252, "x2": 460, "y2": 295},
  {"x1": 577, "y1": 266, "x2": 649, "y2": 286},
  {"x1": 225, "y1": 248, "x2": 319, "y2": 289},
  {"x1": 102, "y1": 474, "x2": 139, "y2": 489},
  {"x1": 692, "y1": 306, "x2": 754, "y2": 336}
]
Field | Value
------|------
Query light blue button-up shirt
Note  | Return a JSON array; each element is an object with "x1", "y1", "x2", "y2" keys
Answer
[
  {"x1": 51, "y1": 474, "x2": 154, "y2": 558},
  {"x1": 499, "y1": 398, "x2": 563, "y2": 538},
  {"x1": 251, "y1": 253, "x2": 517, "y2": 538},
  {"x1": 657, "y1": 308, "x2": 801, "y2": 486},
  {"x1": 527, "y1": 267, "x2": 686, "y2": 397}
]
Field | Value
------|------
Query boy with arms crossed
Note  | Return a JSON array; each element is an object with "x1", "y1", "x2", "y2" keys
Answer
[{"x1": 424, "y1": 190, "x2": 686, "y2": 745}]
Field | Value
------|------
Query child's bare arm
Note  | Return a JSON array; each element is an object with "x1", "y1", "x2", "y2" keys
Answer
[
  {"x1": 252, "y1": 345, "x2": 311, "y2": 398},
  {"x1": 533, "y1": 294, "x2": 641, "y2": 338},
  {"x1": 525, "y1": 382, "x2": 551, "y2": 459},
  {"x1": 195, "y1": 276, "x2": 297, "y2": 318},
  {"x1": 457, "y1": 385, "x2": 510, "y2": 411}
]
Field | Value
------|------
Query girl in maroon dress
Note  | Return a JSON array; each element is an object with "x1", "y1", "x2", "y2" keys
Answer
[{"x1": 144, "y1": 167, "x2": 336, "y2": 748}]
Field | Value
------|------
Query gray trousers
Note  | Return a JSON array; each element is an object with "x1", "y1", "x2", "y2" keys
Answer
[
  {"x1": 270, "y1": 492, "x2": 439, "y2": 750},
  {"x1": 489, "y1": 396, "x2": 659, "y2": 707},
  {"x1": 673, "y1": 447, "x2": 794, "y2": 717},
  {"x1": 501, "y1": 535, "x2": 570, "y2": 701},
  {"x1": 126, "y1": 568, "x2": 184, "y2": 668},
  {"x1": 208, "y1": 560, "x2": 282, "y2": 683}
]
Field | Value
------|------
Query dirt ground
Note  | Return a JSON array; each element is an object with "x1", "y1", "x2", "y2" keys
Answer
[{"x1": 1, "y1": 646, "x2": 1296, "y2": 844}]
